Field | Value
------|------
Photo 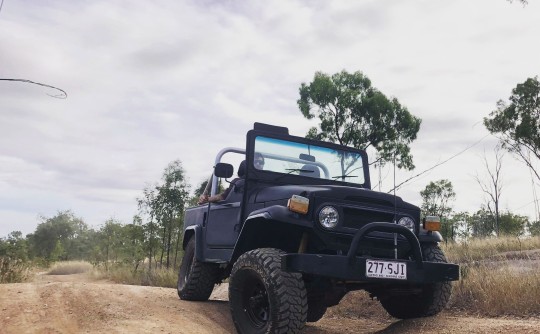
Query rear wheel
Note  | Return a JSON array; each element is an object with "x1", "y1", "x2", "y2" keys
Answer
[
  {"x1": 379, "y1": 244, "x2": 452, "y2": 319},
  {"x1": 177, "y1": 238, "x2": 219, "y2": 301},
  {"x1": 229, "y1": 248, "x2": 307, "y2": 334}
]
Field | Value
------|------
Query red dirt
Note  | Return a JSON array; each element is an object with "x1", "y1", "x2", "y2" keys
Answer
[{"x1": 1, "y1": 273, "x2": 539, "y2": 334}]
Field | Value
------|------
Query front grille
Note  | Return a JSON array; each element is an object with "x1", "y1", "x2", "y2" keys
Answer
[
  {"x1": 355, "y1": 237, "x2": 411, "y2": 259},
  {"x1": 343, "y1": 207, "x2": 394, "y2": 229}
]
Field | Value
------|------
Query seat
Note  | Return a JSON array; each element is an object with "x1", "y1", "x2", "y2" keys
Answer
[
  {"x1": 237, "y1": 160, "x2": 246, "y2": 178},
  {"x1": 223, "y1": 161, "x2": 246, "y2": 202}
]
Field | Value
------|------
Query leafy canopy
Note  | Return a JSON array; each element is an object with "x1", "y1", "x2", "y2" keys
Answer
[
  {"x1": 297, "y1": 70, "x2": 421, "y2": 170},
  {"x1": 420, "y1": 179, "x2": 456, "y2": 241},
  {"x1": 420, "y1": 179, "x2": 456, "y2": 218},
  {"x1": 484, "y1": 76, "x2": 540, "y2": 181},
  {"x1": 137, "y1": 159, "x2": 190, "y2": 269},
  {"x1": 28, "y1": 210, "x2": 88, "y2": 261}
]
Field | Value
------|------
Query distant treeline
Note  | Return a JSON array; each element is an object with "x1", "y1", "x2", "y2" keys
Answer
[{"x1": 0, "y1": 160, "x2": 205, "y2": 271}]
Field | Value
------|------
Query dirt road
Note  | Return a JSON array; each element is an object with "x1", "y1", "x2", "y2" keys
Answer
[{"x1": 1, "y1": 273, "x2": 539, "y2": 334}]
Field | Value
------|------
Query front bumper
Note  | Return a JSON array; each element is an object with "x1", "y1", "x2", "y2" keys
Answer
[{"x1": 281, "y1": 222, "x2": 459, "y2": 284}]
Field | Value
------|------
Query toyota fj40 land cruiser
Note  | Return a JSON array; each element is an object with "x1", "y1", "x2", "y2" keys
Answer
[{"x1": 178, "y1": 123, "x2": 459, "y2": 334}]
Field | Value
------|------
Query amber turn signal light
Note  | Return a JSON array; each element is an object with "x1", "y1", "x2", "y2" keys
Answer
[
  {"x1": 288, "y1": 195, "x2": 309, "y2": 214},
  {"x1": 423, "y1": 216, "x2": 441, "y2": 231}
]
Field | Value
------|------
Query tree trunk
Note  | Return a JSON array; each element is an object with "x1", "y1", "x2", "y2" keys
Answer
[
  {"x1": 159, "y1": 224, "x2": 167, "y2": 267},
  {"x1": 174, "y1": 228, "x2": 182, "y2": 268},
  {"x1": 166, "y1": 216, "x2": 174, "y2": 269}
]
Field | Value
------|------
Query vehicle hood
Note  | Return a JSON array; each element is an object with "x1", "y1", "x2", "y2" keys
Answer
[{"x1": 254, "y1": 184, "x2": 419, "y2": 211}]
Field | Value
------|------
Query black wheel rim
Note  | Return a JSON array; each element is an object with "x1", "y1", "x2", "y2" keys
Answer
[{"x1": 242, "y1": 271, "x2": 270, "y2": 328}]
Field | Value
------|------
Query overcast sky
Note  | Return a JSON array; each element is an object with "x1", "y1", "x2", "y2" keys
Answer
[{"x1": 1, "y1": 0, "x2": 539, "y2": 237}]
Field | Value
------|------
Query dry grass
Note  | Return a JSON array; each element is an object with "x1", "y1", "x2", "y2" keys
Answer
[
  {"x1": 449, "y1": 263, "x2": 540, "y2": 317},
  {"x1": 442, "y1": 235, "x2": 540, "y2": 263},
  {"x1": 47, "y1": 261, "x2": 94, "y2": 275},
  {"x1": 100, "y1": 265, "x2": 178, "y2": 288},
  {"x1": 438, "y1": 236, "x2": 540, "y2": 317},
  {"x1": 442, "y1": 236, "x2": 540, "y2": 315}
]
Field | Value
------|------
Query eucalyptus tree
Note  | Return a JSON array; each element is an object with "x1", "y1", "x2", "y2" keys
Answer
[
  {"x1": 138, "y1": 160, "x2": 190, "y2": 269},
  {"x1": 28, "y1": 210, "x2": 88, "y2": 261},
  {"x1": 484, "y1": 77, "x2": 540, "y2": 183},
  {"x1": 297, "y1": 70, "x2": 421, "y2": 170},
  {"x1": 138, "y1": 185, "x2": 159, "y2": 269},
  {"x1": 468, "y1": 208, "x2": 496, "y2": 238},
  {"x1": 528, "y1": 220, "x2": 540, "y2": 236},
  {"x1": 420, "y1": 180, "x2": 456, "y2": 241},
  {"x1": 474, "y1": 146, "x2": 505, "y2": 236},
  {"x1": 0, "y1": 231, "x2": 28, "y2": 261},
  {"x1": 99, "y1": 219, "x2": 124, "y2": 270},
  {"x1": 498, "y1": 212, "x2": 528, "y2": 236},
  {"x1": 123, "y1": 216, "x2": 145, "y2": 270}
]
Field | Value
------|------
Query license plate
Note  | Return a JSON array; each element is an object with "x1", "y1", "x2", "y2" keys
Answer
[{"x1": 366, "y1": 259, "x2": 407, "y2": 280}]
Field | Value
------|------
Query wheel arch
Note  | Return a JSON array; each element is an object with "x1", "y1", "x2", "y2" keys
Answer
[
  {"x1": 183, "y1": 225, "x2": 198, "y2": 249},
  {"x1": 230, "y1": 212, "x2": 310, "y2": 264},
  {"x1": 418, "y1": 230, "x2": 444, "y2": 243},
  {"x1": 183, "y1": 225, "x2": 205, "y2": 261}
]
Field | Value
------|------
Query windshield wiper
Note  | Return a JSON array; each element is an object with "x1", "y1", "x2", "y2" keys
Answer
[
  {"x1": 273, "y1": 168, "x2": 314, "y2": 182},
  {"x1": 332, "y1": 175, "x2": 358, "y2": 180},
  {"x1": 286, "y1": 168, "x2": 313, "y2": 173}
]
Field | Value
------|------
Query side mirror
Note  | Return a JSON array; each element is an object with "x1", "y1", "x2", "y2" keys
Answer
[{"x1": 214, "y1": 163, "x2": 234, "y2": 178}]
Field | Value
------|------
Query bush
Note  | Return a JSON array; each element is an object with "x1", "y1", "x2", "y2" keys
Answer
[
  {"x1": 47, "y1": 261, "x2": 94, "y2": 275},
  {"x1": 99, "y1": 264, "x2": 178, "y2": 288},
  {"x1": 0, "y1": 256, "x2": 30, "y2": 283}
]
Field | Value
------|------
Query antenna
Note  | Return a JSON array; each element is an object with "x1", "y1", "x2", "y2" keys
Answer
[{"x1": 393, "y1": 149, "x2": 398, "y2": 260}]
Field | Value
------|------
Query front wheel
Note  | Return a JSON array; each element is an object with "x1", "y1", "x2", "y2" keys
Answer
[
  {"x1": 229, "y1": 248, "x2": 308, "y2": 334},
  {"x1": 379, "y1": 244, "x2": 452, "y2": 319},
  {"x1": 177, "y1": 238, "x2": 219, "y2": 301}
]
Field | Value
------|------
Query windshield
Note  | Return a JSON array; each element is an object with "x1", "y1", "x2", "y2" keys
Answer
[{"x1": 254, "y1": 136, "x2": 366, "y2": 185}]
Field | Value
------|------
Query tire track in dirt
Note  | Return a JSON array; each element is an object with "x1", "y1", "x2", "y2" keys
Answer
[
  {"x1": 1, "y1": 274, "x2": 539, "y2": 334},
  {"x1": 1, "y1": 276, "x2": 234, "y2": 334}
]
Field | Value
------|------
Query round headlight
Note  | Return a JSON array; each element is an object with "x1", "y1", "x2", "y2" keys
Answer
[
  {"x1": 398, "y1": 216, "x2": 416, "y2": 233},
  {"x1": 319, "y1": 206, "x2": 339, "y2": 229}
]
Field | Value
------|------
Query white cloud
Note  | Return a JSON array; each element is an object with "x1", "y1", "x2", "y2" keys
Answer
[{"x1": 1, "y1": 0, "x2": 540, "y2": 236}]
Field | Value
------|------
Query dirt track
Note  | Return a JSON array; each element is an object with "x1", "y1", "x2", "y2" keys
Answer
[{"x1": 1, "y1": 273, "x2": 539, "y2": 334}]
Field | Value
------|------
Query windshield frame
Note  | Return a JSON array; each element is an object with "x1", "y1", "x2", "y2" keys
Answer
[{"x1": 245, "y1": 129, "x2": 371, "y2": 189}]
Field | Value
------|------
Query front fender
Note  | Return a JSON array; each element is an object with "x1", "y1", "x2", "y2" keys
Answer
[
  {"x1": 418, "y1": 229, "x2": 443, "y2": 243},
  {"x1": 247, "y1": 205, "x2": 314, "y2": 228},
  {"x1": 230, "y1": 205, "x2": 312, "y2": 262},
  {"x1": 183, "y1": 225, "x2": 204, "y2": 261}
]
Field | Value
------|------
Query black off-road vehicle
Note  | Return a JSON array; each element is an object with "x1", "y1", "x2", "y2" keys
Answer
[{"x1": 178, "y1": 123, "x2": 459, "y2": 334}]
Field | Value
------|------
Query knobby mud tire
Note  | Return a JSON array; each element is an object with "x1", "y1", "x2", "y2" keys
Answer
[
  {"x1": 177, "y1": 238, "x2": 219, "y2": 301},
  {"x1": 229, "y1": 248, "x2": 308, "y2": 334},
  {"x1": 379, "y1": 244, "x2": 452, "y2": 319}
]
